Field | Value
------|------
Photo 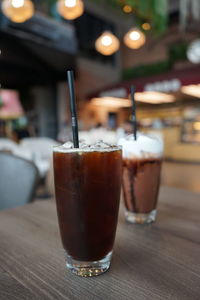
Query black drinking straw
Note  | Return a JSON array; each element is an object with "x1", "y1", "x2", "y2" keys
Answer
[
  {"x1": 67, "y1": 70, "x2": 79, "y2": 148},
  {"x1": 130, "y1": 85, "x2": 137, "y2": 140}
]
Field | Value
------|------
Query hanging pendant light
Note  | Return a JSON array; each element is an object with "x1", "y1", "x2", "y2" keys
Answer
[
  {"x1": 95, "y1": 31, "x2": 120, "y2": 56},
  {"x1": 1, "y1": 0, "x2": 34, "y2": 23},
  {"x1": 57, "y1": 0, "x2": 84, "y2": 20},
  {"x1": 124, "y1": 28, "x2": 146, "y2": 49},
  {"x1": 142, "y1": 22, "x2": 151, "y2": 31}
]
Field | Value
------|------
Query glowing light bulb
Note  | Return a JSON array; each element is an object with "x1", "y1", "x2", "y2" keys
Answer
[
  {"x1": 102, "y1": 35, "x2": 112, "y2": 46},
  {"x1": 2, "y1": 0, "x2": 34, "y2": 23},
  {"x1": 124, "y1": 28, "x2": 146, "y2": 49},
  {"x1": 142, "y1": 23, "x2": 151, "y2": 31},
  {"x1": 64, "y1": 0, "x2": 76, "y2": 8},
  {"x1": 95, "y1": 31, "x2": 120, "y2": 56},
  {"x1": 129, "y1": 31, "x2": 140, "y2": 41},
  {"x1": 57, "y1": 0, "x2": 84, "y2": 20},
  {"x1": 12, "y1": 0, "x2": 24, "y2": 8},
  {"x1": 123, "y1": 5, "x2": 132, "y2": 13}
]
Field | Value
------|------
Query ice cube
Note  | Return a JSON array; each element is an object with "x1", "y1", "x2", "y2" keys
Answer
[
  {"x1": 62, "y1": 141, "x2": 73, "y2": 149},
  {"x1": 79, "y1": 140, "x2": 90, "y2": 149},
  {"x1": 90, "y1": 140, "x2": 113, "y2": 149}
]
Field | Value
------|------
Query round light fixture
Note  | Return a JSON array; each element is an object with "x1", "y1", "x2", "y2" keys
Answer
[
  {"x1": 1, "y1": 0, "x2": 34, "y2": 23},
  {"x1": 95, "y1": 31, "x2": 120, "y2": 56},
  {"x1": 57, "y1": 0, "x2": 84, "y2": 20},
  {"x1": 123, "y1": 5, "x2": 132, "y2": 13},
  {"x1": 142, "y1": 22, "x2": 151, "y2": 31},
  {"x1": 124, "y1": 28, "x2": 146, "y2": 49},
  {"x1": 187, "y1": 39, "x2": 200, "y2": 64}
]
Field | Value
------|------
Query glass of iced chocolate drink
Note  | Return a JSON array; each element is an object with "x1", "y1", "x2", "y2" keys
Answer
[
  {"x1": 119, "y1": 134, "x2": 163, "y2": 224},
  {"x1": 53, "y1": 141, "x2": 122, "y2": 277}
]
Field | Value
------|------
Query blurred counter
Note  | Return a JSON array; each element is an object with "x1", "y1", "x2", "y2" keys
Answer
[
  {"x1": 148, "y1": 127, "x2": 200, "y2": 163},
  {"x1": 164, "y1": 127, "x2": 200, "y2": 162},
  {"x1": 145, "y1": 127, "x2": 200, "y2": 192}
]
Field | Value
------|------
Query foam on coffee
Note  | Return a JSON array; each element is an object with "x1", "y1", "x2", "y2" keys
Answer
[
  {"x1": 54, "y1": 140, "x2": 121, "y2": 153},
  {"x1": 118, "y1": 134, "x2": 163, "y2": 158}
]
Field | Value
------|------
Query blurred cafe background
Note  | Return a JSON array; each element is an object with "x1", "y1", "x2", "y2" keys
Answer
[{"x1": 0, "y1": 0, "x2": 200, "y2": 208}]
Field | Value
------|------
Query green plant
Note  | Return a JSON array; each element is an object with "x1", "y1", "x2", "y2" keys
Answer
[
  {"x1": 122, "y1": 60, "x2": 171, "y2": 80},
  {"x1": 169, "y1": 42, "x2": 188, "y2": 64},
  {"x1": 122, "y1": 42, "x2": 189, "y2": 80}
]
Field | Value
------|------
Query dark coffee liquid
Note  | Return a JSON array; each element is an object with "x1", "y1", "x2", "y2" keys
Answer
[
  {"x1": 53, "y1": 149, "x2": 122, "y2": 261},
  {"x1": 122, "y1": 157, "x2": 162, "y2": 214}
]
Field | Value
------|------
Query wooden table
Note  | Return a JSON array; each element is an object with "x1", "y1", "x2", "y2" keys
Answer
[{"x1": 0, "y1": 187, "x2": 200, "y2": 300}]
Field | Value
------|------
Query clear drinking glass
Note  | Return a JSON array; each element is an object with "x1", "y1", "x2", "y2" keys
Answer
[
  {"x1": 119, "y1": 134, "x2": 163, "y2": 224},
  {"x1": 53, "y1": 143, "x2": 122, "y2": 277}
]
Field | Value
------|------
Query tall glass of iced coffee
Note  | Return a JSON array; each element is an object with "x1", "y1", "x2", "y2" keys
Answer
[
  {"x1": 53, "y1": 141, "x2": 122, "y2": 277},
  {"x1": 119, "y1": 134, "x2": 163, "y2": 224}
]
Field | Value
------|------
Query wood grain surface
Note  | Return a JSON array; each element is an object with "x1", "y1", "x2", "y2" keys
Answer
[{"x1": 0, "y1": 186, "x2": 200, "y2": 300}]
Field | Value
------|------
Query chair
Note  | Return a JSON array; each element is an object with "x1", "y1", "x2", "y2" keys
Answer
[
  {"x1": 0, "y1": 138, "x2": 32, "y2": 160},
  {"x1": 20, "y1": 137, "x2": 60, "y2": 178},
  {"x1": 0, "y1": 138, "x2": 18, "y2": 152},
  {"x1": 0, "y1": 152, "x2": 39, "y2": 210}
]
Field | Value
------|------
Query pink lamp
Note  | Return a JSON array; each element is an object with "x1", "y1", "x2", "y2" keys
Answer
[{"x1": 0, "y1": 90, "x2": 24, "y2": 119}]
